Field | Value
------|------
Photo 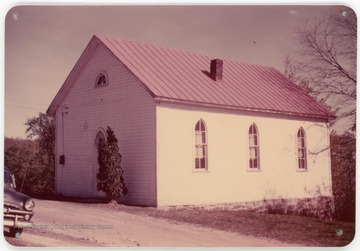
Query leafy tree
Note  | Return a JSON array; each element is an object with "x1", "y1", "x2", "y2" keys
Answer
[
  {"x1": 25, "y1": 112, "x2": 55, "y2": 166},
  {"x1": 4, "y1": 138, "x2": 53, "y2": 195},
  {"x1": 286, "y1": 7, "x2": 356, "y2": 133},
  {"x1": 4, "y1": 138, "x2": 36, "y2": 190},
  {"x1": 4, "y1": 113, "x2": 56, "y2": 196},
  {"x1": 97, "y1": 127, "x2": 128, "y2": 202},
  {"x1": 330, "y1": 133, "x2": 356, "y2": 222},
  {"x1": 24, "y1": 112, "x2": 56, "y2": 194}
]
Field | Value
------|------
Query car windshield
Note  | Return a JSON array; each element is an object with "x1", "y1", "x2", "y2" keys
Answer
[{"x1": 4, "y1": 171, "x2": 13, "y2": 185}]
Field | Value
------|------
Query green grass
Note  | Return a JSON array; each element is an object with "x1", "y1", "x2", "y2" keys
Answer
[{"x1": 113, "y1": 205, "x2": 355, "y2": 247}]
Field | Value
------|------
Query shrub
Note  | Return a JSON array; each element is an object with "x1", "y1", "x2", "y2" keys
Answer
[{"x1": 97, "y1": 126, "x2": 128, "y2": 202}]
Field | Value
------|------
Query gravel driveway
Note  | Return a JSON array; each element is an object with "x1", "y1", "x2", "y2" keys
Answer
[{"x1": 4, "y1": 199, "x2": 294, "y2": 247}]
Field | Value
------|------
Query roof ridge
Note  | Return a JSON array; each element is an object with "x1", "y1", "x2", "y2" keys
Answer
[{"x1": 95, "y1": 34, "x2": 276, "y2": 71}]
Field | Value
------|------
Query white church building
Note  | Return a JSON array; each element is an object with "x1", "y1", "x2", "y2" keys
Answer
[{"x1": 47, "y1": 35, "x2": 335, "y2": 207}]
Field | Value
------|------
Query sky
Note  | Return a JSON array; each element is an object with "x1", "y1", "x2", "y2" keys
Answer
[{"x1": 2, "y1": 1, "x2": 354, "y2": 139}]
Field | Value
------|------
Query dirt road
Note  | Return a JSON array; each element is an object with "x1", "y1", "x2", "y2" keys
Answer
[{"x1": 4, "y1": 199, "x2": 294, "y2": 247}]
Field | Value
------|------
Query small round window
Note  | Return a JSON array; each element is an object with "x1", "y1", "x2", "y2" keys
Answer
[{"x1": 96, "y1": 73, "x2": 107, "y2": 87}]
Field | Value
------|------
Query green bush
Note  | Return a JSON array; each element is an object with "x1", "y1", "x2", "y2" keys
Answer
[
  {"x1": 330, "y1": 133, "x2": 356, "y2": 222},
  {"x1": 4, "y1": 113, "x2": 55, "y2": 196},
  {"x1": 97, "y1": 126, "x2": 128, "y2": 202},
  {"x1": 4, "y1": 137, "x2": 55, "y2": 195}
]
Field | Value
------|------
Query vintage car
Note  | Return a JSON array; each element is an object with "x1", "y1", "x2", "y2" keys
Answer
[{"x1": 4, "y1": 166, "x2": 35, "y2": 237}]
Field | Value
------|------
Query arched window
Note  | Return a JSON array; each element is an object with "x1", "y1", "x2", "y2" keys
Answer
[
  {"x1": 95, "y1": 72, "x2": 108, "y2": 87},
  {"x1": 249, "y1": 123, "x2": 260, "y2": 170},
  {"x1": 95, "y1": 130, "x2": 106, "y2": 147},
  {"x1": 297, "y1": 128, "x2": 307, "y2": 170},
  {"x1": 195, "y1": 119, "x2": 207, "y2": 170}
]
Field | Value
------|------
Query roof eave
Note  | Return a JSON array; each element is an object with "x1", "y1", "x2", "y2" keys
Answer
[{"x1": 154, "y1": 97, "x2": 335, "y2": 122}]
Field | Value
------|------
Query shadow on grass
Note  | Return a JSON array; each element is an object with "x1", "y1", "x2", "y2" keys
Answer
[
  {"x1": 30, "y1": 193, "x2": 151, "y2": 208},
  {"x1": 29, "y1": 193, "x2": 109, "y2": 204}
]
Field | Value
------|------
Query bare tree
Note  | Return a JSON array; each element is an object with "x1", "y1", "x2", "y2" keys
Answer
[
  {"x1": 286, "y1": 8, "x2": 356, "y2": 133},
  {"x1": 285, "y1": 8, "x2": 356, "y2": 222}
]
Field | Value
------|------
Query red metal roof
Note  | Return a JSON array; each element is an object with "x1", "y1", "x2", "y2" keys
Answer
[
  {"x1": 50, "y1": 35, "x2": 334, "y2": 120},
  {"x1": 96, "y1": 35, "x2": 334, "y2": 120}
]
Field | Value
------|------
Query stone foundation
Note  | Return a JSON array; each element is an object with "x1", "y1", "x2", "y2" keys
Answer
[{"x1": 166, "y1": 196, "x2": 335, "y2": 220}]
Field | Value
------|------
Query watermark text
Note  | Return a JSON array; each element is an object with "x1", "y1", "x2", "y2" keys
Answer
[{"x1": 29, "y1": 224, "x2": 113, "y2": 230}]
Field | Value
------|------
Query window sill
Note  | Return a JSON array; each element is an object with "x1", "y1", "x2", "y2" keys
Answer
[
  {"x1": 192, "y1": 169, "x2": 210, "y2": 173},
  {"x1": 247, "y1": 168, "x2": 261, "y2": 172},
  {"x1": 95, "y1": 83, "x2": 109, "y2": 88},
  {"x1": 296, "y1": 169, "x2": 308, "y2": 172}
]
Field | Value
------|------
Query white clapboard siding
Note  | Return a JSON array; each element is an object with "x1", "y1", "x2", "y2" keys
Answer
[
  {"x1": 156, "y1": 103, "x2": 332, "y2": 206},
  {"x1": 55, "y1": 44, "x2": 157, "y2": 206}
]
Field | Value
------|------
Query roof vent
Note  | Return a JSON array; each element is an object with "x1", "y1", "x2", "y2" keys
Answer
[{"x1": 210, "y1": 59, "x2": 223, "y2": 81}]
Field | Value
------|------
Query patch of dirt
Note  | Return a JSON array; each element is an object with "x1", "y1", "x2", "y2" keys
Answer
[{"x1": 4, "y1": 199, "x2": 295, "y2": 247}]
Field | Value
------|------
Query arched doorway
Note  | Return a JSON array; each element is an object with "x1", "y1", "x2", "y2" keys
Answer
[{"x1": 93, "y1": 130, "x2": 106, "y2": 197}]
